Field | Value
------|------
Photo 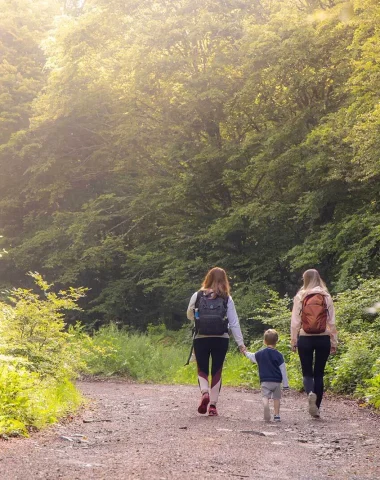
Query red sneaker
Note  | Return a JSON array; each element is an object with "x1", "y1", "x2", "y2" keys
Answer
[
  {"x1": 197, "y1": 393, "x2": 210, "y2": 414},
  {"x1": 208, "y1": 405, "x2": 218, "y2": 416}
]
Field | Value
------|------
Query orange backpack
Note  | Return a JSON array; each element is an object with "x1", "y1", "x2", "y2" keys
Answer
[{"x1": 301, "y1": 293, "x2": 328, "y2": 334}]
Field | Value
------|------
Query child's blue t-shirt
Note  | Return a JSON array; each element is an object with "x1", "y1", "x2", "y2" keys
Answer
[{"x1": 246, "y1": 347, "x2": 285, "y2": 383}]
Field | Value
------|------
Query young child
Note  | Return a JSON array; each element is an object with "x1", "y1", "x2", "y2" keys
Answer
[{"x1": 244, "y1": 329, "x2": 289, "y2": 422}]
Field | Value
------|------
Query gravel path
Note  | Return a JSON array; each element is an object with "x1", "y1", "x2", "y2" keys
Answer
[{"x1": 1, "y1": 381, "x2": 379, "y2": 479}]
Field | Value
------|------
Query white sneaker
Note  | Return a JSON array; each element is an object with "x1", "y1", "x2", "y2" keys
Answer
[
  {"x1": 308, "y1": 392, "x2": 319, "y2": 417},
  {"x1": 263, "y1": 403, "x2": 271, "y2": 422}
]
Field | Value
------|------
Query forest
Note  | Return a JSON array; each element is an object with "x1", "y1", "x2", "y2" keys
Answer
[{"x1": 0, "y1": 0, "x2": 379, "y2": 434}]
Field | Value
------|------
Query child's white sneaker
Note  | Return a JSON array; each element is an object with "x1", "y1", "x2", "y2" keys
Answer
[
  {"x1": 274, "y1": 415, "x2": 281, "y2": 422},
  {"x1": 308, "y1": 392, "x2": 319, "y2": 417}
]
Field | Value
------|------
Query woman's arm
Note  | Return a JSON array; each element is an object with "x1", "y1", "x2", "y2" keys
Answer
[
  {"x1": 279, "y1": 362, "x2": 289, "y2": 388},
  {"x1": 326, "y1": 295, "x2": 338, "y2": 350},
  {"x1": 186, "y1": 292, "x2": 198, "y2": 321},
  {"x1": 291, "y1": 295, "x2": 302, "y2": 350},
  {"x1": 227, "y1": 297, "x2": 245, "y2": 348}
]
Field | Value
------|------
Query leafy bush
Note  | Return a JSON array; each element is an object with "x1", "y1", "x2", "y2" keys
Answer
[
  {"x1": 254, "y1": 290, "x2": 293, "y2": 332},
  {"x1": 365, "y1": 359, "x2": 380, "y2": 408},
  {"x1": 334, "y1": 278, "x2": 380, "y2": 333},
  {"x1": 0, "y1": 272, "x2": 87, "y2": 377},
  {"x1": 330, "y1": 334, "x2": 380, "y2": 395},
  {"x1": 0, "y1": 359, "x2": 82, "y2": 435},
  {"x1": 0, "y1": 273, "x2": 86, "y2": 435}
]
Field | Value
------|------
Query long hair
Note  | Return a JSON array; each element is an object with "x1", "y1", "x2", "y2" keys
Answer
[
  {"x1": 201, "y1": 267, "x2": 230, "y2": 298},
  {"x1": 298, "y1": 269, "x2": 328, "y2": 297}
]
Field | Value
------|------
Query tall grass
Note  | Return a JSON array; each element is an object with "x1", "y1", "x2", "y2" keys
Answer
[
  {"x1": 78, "y1": 324, "x2": 190, "y2": 382},
  {"x1": 77, "y1": 324, "x2": 263, "y2": 387}
]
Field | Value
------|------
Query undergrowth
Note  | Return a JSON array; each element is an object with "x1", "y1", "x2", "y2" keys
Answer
[
  {"x1": 1, "y1": 274, "x2": 379, "y2": 437},
  {"x1": 0, "y1": 273, "x2": 86, "y2": 436}
]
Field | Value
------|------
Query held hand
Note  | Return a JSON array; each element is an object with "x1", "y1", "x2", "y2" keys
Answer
[
  {"x1": 283, "y1": 386, "x2": 290, "y2": 394},
  {"x1": 239, "y1": 344, "x2": 247, "y2": 354},
  {"x1": 291, "y1": 344, "x2": 297, "y2": 353},
  {"x1": 330, "y1": 346, "x2": 337, "y2": 355}
]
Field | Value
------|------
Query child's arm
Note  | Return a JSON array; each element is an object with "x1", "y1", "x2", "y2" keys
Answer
[
  {"x1": 244, "y1": 351, "x2": 257, "y2": 364},
  {"x1": 279, "y1": 362, "x2": 289, "y2": 388}
]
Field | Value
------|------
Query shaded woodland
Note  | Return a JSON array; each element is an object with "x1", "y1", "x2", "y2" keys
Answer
[{"x1": 1, "y1": 0, "x2": 379, "y2": 329}]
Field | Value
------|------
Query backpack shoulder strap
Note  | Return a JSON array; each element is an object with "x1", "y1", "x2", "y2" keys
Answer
[
  {"x1": 195, "y1": 290, "x2": 203, "y2": 308},
  {"x1": 223, "y1": 295, "x2": 229, "y2": 310},
  {"x1": 322, "y1": 294, "x2": 329, "y2": 312},
  {"x1": 302, "y1": 292, "x2": 317, "y2": 307},
  {"x1": 303, "y1": 293, "x2": 315, "y2": 302}
]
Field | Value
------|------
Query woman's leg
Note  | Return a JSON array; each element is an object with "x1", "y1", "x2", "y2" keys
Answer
[
  {"x1": 193, "y1": 338, "x2": 211, "y2": 394},
  {"x1": 297, "y1": 336, "x2": 315, "y2": 394},
  {"x1": 209, "y1": 338, "x2": 229, "y2": 406},
  {"x1": 313, "y1": 336, "x2": 331, "y2": 408}
]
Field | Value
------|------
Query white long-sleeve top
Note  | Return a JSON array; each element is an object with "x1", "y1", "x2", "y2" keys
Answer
[
  {"x1": 291, "y1": 286, "x2": 338, "y2": 348},
  {"x1": 187, "y1": 291, "x2": 244, "y2": 346}
]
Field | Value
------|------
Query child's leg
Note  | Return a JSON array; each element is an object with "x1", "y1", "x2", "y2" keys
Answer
[
  {"x1": 272, "y1": 384, "x2": 282, "y2": 419},
  {"x1": 262, "y1": 397, "x2": 270, "y2": 421},
  {"x1": 261, "y1": 383, "x2": 271, "y2": 421}
]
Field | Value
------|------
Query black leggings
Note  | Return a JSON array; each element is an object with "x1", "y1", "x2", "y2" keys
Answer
[
  {"x1": 193, "y1": 337, "x2": 229, "y2": 405},
  {"x1": 298, "y1": 335, "x2": 330, "y2": 408}
]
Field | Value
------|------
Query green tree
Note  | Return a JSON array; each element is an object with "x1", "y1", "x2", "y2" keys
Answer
[{"x1": 0, "y1": 0, "x2": 379, "y2": 330}]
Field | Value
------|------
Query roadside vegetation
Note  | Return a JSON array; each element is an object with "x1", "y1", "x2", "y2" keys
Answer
[
  {"x1": 1, "y1": 274, "x2": 379, "y2": 436},
  {"x1": 0, "y1": 274, "x2": 85, "y2": 436}
]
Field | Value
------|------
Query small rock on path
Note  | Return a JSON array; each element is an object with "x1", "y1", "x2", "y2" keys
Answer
[{"x1": 0, "y1": 382, "x2": 379, "y2": 479}]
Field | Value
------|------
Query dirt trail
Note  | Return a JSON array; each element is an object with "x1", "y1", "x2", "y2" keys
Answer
[{"x1": 1, "y1": 381, "x2": 379, "y2": 479}]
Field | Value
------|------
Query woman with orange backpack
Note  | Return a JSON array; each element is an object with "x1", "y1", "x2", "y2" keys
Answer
[
  {"x1": 187, "y1": 267, "x2": 246, "y2": 416},
  {"x1": 291, "y1": 269, "x2": 338, "y2": 418}
]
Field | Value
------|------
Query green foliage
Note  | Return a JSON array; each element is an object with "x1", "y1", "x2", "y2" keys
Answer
[
  {"x1": 365, "y1": 359, "x2": 380, "y2": 408},
  {"x1": 255, "y1": 290, "x2": 293, "y2": 331},
  {"x1": 0, "y1": 274, "x2": 85, "y2": 435},
  {"x1": 77, "y1": 324, "x2": 190, "y2": 381},
  {"x1": 0, "y1": 272, "x2": 87, "y2": 377},
  {"x1": 0, "y1": 0, "x2": 60, "y2": 144},
  {"x1": 0, "y1": 0, "x2": 379, "y2": 332},
  {"x1": 222, "y1": 352, "x2": 260, "y2": 388},
  {"x1": 0, "y1": 360, "x2": 82, "y2": 435},
  {"x1": 334, "y1": 278, "x2": 380, "y2": 332},
  {"x1": 330, "y1": 334, "x2": 380, "y2": 396}
]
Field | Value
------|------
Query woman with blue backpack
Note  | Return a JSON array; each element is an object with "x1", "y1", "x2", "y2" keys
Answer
[
  {"x1": 291, "y1": 269, "x2": 338, "y2": 418},
  {"x1": 187, "y1": 267, "x2": 246, "y2": 416}
]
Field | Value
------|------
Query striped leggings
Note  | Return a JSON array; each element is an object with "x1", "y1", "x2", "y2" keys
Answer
[{"x1": 193, "y1": 337, "x2": 229, "y2": 406}]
